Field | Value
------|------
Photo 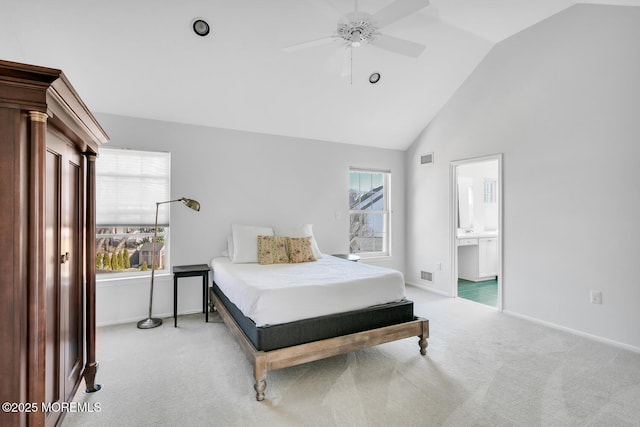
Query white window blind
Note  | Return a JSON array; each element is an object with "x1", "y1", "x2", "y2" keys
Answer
[{"x1": 96, "y1": 148, "x2": 171, "y2": 227}]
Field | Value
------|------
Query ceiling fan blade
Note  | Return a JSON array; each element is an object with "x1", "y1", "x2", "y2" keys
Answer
[
  {"x1": 370, "y1": 33, "x2": 426, "y2": 57},
  {"x1": 371, "y1": 0, "x2": 430, "y2": 28},
  {"x1": 283, "y1": 36, "x2": 338, "y2": 52}
]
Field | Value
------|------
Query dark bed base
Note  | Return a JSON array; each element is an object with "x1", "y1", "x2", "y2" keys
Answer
[
  {"x1": 210, "y1": 283, "x2": 429, "y2": 401},
  {"x1": 212, "y1": 282, "x2": 416, "y2": 351}
]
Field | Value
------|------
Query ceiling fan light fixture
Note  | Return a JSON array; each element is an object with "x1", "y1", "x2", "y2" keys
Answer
[
  {"x1": 338, "y1": 20, "x2": 375, "y2": 47},
  {"x1": 350, "y1": 30, "x2": 362, "y2": 47},
  {"x1": 192, "y1": 18, "x2": 210, "y2": 37}
]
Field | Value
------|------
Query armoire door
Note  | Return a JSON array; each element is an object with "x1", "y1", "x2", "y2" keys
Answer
[{"x1": 45, "y1": 129, "x2": 84, "y2": 426}]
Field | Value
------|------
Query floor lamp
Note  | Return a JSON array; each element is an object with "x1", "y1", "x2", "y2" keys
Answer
[{"x1": 137, "y1": 197, "x2": 201, "y2": 329}]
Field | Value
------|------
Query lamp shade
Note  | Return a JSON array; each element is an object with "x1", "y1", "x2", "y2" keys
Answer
[{"x1": 181, "y1": 198, "x2": 200, "y2": 211}]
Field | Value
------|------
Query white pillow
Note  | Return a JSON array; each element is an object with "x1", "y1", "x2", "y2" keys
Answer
[
  {"x1": 226, "y1": 235, "x2": 234, "y2": 258},
  {"x1": 273, "y1": 224, "x2": 322, "y2": 259},
  {"x1": 221, "y1": 235, "x2": 233, "y2": 257},
  {"x1": 231, "y1": 224, "x2": 274, "y2": 263}
]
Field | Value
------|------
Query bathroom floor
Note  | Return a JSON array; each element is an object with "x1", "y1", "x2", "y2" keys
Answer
[{"x1": 457, "y1": 278, "x2": 498, "y2": 307}]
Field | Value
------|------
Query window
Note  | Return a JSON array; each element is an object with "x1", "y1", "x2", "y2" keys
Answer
[
  {"x1": 348, "y1": 168, "x2": 390, "y2": 257},
  {"x1": 96, "y1": 148, "x2": 171, "y2": 277}
]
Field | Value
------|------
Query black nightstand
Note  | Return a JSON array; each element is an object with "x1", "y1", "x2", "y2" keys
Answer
[
  {"x1": 172, "y1": 264, "x2": 211, "y2": 327},
  {"x1": 332, "y1": 254, "x2": 360, "y2": 262}
]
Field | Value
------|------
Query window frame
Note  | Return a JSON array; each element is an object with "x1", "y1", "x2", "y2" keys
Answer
[
  {"x1": 348, "y1": 167, "x2": 391, "y2": 258},
  {"x1": 95, "y1": 148, "x2": 172, "y2": 280}
]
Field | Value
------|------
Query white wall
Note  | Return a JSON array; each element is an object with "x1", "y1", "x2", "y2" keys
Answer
[
  {"x1": 406, "y1": 5, "x2": 640, "y2": 350},
  {"x1": 94, "y1": 113, "x2": 406, "y2": 326}
]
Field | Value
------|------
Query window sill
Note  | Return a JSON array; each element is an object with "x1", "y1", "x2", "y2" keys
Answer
[
  {"x1": 352, "y1": 253, "x2": 391, "y2": 261},
  {"x1": 97, "y1": 271, "x2": 171, "y2": 286}
]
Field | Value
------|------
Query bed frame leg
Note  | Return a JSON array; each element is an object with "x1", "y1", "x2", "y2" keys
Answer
[
  {"x1": 419, "y1": 336, "x2": 428, "y2": 355},
  {"x1": 254, "y1": 353, "x2": 267, "y2": 401},
  {"x1": 418, "y1": 319, "x2": 429, "y2": 355},
  {"x1": 254, "y1": 380, "x2": 266, "y2": 401}
]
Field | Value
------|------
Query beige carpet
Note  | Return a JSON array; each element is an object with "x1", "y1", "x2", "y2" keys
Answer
[{"x1": 62, "y1": 286, "x2": 640, "y2": 427}]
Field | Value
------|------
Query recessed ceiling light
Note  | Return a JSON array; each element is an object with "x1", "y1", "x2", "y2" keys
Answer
[
  {"x1": 369, "y1": 72, "x2": 381, "y2": 84},
  {"x1": 192, "y1": 19, "x2": 210, "y2": 37}
]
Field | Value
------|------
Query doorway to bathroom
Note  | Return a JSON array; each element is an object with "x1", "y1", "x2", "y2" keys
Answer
[{"x1": 451, "y1": 155, "x2": 502, "y2": 310}]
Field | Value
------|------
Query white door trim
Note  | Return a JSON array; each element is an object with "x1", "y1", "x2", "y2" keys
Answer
[{"x1": 450, "y1": 154, "x2": 503, "y2": 311}]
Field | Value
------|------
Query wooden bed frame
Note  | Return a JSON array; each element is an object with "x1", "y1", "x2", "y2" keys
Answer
[{"x1": 210, "y1": 289, "x2": 429, "y2": 401}]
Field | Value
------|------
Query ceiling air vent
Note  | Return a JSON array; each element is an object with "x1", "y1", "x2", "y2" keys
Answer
[{"x1": 421, "y1": 153, "x2": 434, "y2": 165}]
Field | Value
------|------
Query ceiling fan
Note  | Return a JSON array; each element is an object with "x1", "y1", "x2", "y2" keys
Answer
[{"x1": 285, "y1": 0, "x2": 430, "y2": 80}]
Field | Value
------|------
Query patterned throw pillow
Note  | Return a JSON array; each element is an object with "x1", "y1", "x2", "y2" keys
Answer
[
  {"x1": 257, "y1": 235, "x2": 289, "y2": 265},
  {"x1": 286, "y1": 236, "x2": 317, "y2": 263}
]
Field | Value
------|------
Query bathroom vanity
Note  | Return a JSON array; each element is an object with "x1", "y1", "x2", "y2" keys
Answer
[{"x1": 457, "y1": 231, "x2": 498, "y2": 282}]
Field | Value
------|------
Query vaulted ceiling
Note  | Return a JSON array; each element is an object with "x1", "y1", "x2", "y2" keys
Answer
[{"x1": 1, "y1": 0, "x2": 638, "y2": 150}]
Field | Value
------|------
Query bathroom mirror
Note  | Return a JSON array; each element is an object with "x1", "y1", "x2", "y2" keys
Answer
[{"x1": 457, "y1": 177, "x2": 474, "y2": 229}]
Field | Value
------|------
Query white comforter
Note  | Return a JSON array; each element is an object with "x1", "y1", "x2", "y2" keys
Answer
[{"x1": 211, "y1": 255, "x2": 406, "y2": 326}]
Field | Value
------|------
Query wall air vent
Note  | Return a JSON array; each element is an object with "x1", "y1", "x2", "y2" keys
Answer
[
  {"x1": 421, "y1": 153, "x2": 434, "y2": 164},
  {"x1": 421, "y1": 271, "x2": 433, "y2": 282}
]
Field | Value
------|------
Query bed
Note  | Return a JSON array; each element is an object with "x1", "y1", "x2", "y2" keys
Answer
[{"x1": 209, "y1": 233, "x2": 429, "y2": 401}]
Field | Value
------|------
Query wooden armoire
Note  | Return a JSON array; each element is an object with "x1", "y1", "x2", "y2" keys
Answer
[{"x1": 0, "y1": 60, "x2": 109, "y2": 426}]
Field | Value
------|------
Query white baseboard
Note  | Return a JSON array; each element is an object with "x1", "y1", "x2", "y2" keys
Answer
[
  {"x1": 405, "y1": 281, "x2": 452, "y2": 297},
  {"x1": 503, "y1": 309, "x2": 640, "y2": 354},
  {"x1": 96, "y1": 308, "x2": 204, "y2": 328}
]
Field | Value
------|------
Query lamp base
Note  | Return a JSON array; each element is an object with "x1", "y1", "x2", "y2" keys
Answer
[{"x1": 137, "y1": 317, "x2": 162, "y2": 329}]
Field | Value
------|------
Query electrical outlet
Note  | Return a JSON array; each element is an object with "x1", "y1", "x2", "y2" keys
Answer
[
  {"x1": 436, "y1": 263, "x2": 442, "y2": 271},
  {"x1": 590, "y1": 290, "x2": 602, "y2": 304}
]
